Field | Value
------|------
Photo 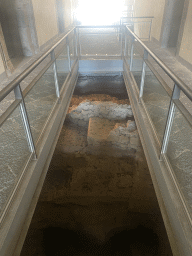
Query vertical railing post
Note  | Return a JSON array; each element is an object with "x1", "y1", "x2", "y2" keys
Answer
[
  {"x1": 148, "y1": 19, "x2": 152, "y2": 41},
  {"x1": 51, "y1": 50, "x2": 60, "y2": 99},
  {"x1": 124, "y1": 32, "x2": 127, "y2": 58},
  {"x1": 66, "y1": 36, "x2": 71, "y2": 72},
  {"x1": 139, "y1": 49, "x2": 148, "y2": 101},
  {"x1": 14, "y1": 84, "x2": 37, "y2": 159},
  {"x1": 77, "y1": 28, "x2": 81, "y2": 58},
  {"x1": 160, "y1": 84, "x2": 181, "y2": 159},
  {"x1": 120, "y1": 25, "x2": 123, "y2": 57},
  {"x1": 74, "y1": 28, "x2": 78, "y2": 57},
  {"x1": 130, "y1": 36, "x2": 134, "y2": 71}
]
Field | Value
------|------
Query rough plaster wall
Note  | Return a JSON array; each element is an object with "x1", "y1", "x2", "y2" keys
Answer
[
  {"x1": 63, "y1": 0, "x2": 72, "y2": 29},
  {"x1": 134, "y1": 0, "x2": 166, "y2": 42},
  {"x1": 0, "y1": 56, "x2": 5, "y2": 75},
  {"x1": 134, "y1": 0, "x2": 154, "y2": 17},
  {"x1": 32, "y1": 0, "x2": 58, "y2": 47},
  {"x1": 179, "y1": 0, "x2": 192, "y2": 65},
  {"x1": 151, "y1": 0, "x2": 166, "y2": 41}
]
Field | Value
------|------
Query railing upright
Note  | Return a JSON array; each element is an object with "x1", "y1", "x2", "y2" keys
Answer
[
  {"x1": 51, "y1": 50, "x2": 60, "y2": 99},
  {"x1": 160, "y1": 84, "x2": 181, "y2": 158},
  {"x1": 14, "y1": 85, "x2": 37, "y2": 159},
  {"x1": 130, "y1": 36, "x2": 134, "y2": 71},
  {"x1": 74, "y1": 28, "x2": 78, "y2": 57},
  {"x1": 139, "y1": 49, "x2": 148, "y2": 101},
  {"x1": 66, "y1": 37, "x2": 71, "y2": 72}
]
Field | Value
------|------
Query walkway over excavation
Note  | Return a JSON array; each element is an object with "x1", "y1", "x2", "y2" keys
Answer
[{"x1": 0, "y1": 23, "x2": 192, "y2": 255}]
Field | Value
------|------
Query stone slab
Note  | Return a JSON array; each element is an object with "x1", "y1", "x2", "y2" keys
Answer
[{"x1": 87, "y1": 117, "x2": 116, "y2": 146}]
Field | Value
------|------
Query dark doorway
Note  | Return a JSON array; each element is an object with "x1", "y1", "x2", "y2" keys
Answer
[{"x1": 161, "y1": 0, "x2": 185, "y2": 51}]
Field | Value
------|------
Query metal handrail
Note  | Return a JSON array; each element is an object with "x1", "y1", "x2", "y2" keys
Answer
[
  {"x1": 121, "y1": 16, "x2": 154, "y2": 19},
  {"x1": 126, "y1": 25, "x2": 192, "y2": 101},
  {"x1": 76, "y1": 25, "x2": 121, "y2": 29},
  {"x1": 1, "y1": 24, "x2": 192, "y2": 104},
  {"x1": 0, "y1": 27, "x2": 75, "y2": 102}
]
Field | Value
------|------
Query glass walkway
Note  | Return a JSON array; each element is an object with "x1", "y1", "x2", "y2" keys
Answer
[{"x1": 0, "y1": 21, "x2": 192, "y2": 255}]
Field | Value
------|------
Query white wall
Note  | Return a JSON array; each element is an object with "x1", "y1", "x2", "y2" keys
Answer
[
  {"x1": 32, "y1": 0, "x2": 59, "y2": 47},
  {"x1": 179, "y1": 0, "x2": 192, "y2": 65},
  {"x1": 0, "y1": 55, "x2": 5, "y2": 75},
  {"x1": 63, "y1": 0, "x2": 72, "y2": 29},
  {"x1": 134, "y1": 0, "x2": 154, "y2": 17},
  {"x1": 134, "y1": 0, "x2": 166, "y2": 42},
  {"x1": 151, "y1": 0, "x2": 166, "y2": 42}
]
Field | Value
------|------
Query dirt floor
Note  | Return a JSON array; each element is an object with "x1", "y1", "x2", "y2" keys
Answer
[{"x1": 20, "y1": 76, "x2": 173, "y2": 256}]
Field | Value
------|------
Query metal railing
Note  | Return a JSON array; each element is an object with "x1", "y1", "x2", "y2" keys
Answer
[
  {"x1": 0, "y1": 26, "x2": 78, "y2": 218},
  {"x1": 121, "y1": 17, "x2": 154, "y2": 41},
  {"x1": 125, "y1": 25, "x2": 192, "y2": 213},
  {"x1": 1, "y1": 22, "x2": 192, "y2": 222},
  {"x1": 76, "y1": 25, "x2": 123, "y2": 58}
]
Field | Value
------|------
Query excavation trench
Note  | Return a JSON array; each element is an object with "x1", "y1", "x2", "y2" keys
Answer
[{"x1": 21, "y1": 75, "x2": 172, "y2": 256}]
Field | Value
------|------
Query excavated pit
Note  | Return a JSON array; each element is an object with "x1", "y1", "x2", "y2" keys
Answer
[{"x1": 21, "y1": 75, "x2": 172, "y2": 256}]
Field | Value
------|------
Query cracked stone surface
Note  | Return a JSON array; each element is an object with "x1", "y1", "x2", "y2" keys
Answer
[
  {"x1": 42, "y1": 94, "x2": 155, "y2": 207},
  {"x1": 87, "y1": 117, "x2": 141, "y2": 156},
  {"x1": 67, "y1": 100, "x2": 133, "y2": 127}
]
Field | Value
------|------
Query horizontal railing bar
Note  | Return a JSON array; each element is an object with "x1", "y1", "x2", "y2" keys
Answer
[
  {"x1": 0, "y1": 43, "x2": 67, "y2": 130},
  {"x1": 125, "y1": 21, "x2": 152, "y2": 24},
  {"x1": 126, "y1": 25, "x2": 192, "y2": 101},
  {"x1": 0, "y1": 27, "x2": 74, "y2": 102},
  {"x1": 121, "y1": 16, "x2": 154, "y2": 19},
  {"x1": 77, "y1": 25, "x2": 121, "y2": 29},
  {"x1": 23, "y1": 44, "x2": 68, "y2": 98},
  {"x1": 79, "y1": 33, "x2": 122, "y2": 35},
  {"x1": 0, "y1": 99, "x2": 22, "y2": 128},
  {"x1": 79, "y1": 55, "x2": 122, "y2": 59},
  {"x1": 0, "y1": 39, "x2": 68, "y2": 128}
]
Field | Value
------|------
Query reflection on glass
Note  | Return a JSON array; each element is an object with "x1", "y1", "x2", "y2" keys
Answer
[
  {"x1": 24, "y1": 64, "x2": 57, "y2": 143},
  {"x1": 56, "y1": 43, "x2": 70, "y2": 90},
  {"x1": 124, "y1": 34, "x2": 132, "y2": 64},
  {"x1": 142, "y1": 64, "x2": 171, "y2": 142},
  {"x1": 132, "y1": 45, "x2": 143, "y2": 88},
  {"x1": 69, "y1": 37, "x2": 75, "y2": 66},
  {"x1": 0, "y1": 106, "x2": 31, "y2": 213},
  {"x1": 166, "y1": 106, "x2": 192, "y2": 211}
]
